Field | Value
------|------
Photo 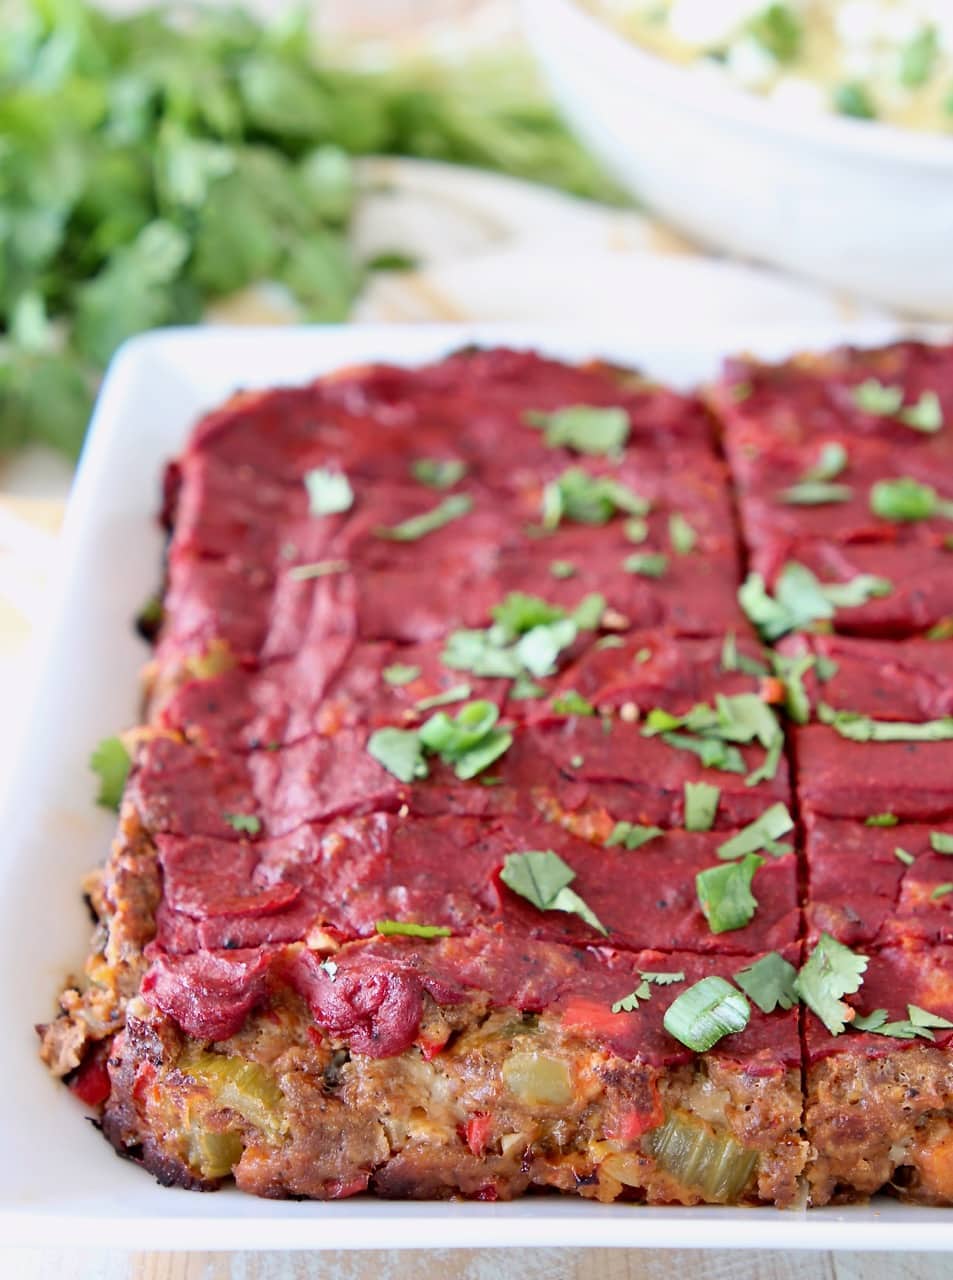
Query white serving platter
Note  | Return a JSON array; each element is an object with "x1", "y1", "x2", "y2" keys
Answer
[{"x1": 2, "y1": 321, "x2": 952, "y2": 1251}]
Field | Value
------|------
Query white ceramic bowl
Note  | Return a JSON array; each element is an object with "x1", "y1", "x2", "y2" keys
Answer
[{"x1": 520, "y1": 0, "x2": 953, "y2": 318}]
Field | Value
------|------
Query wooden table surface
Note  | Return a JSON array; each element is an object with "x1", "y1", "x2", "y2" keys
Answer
[{"x1": 9, "y1": 1248, "x2": 953, "y2": 1279}]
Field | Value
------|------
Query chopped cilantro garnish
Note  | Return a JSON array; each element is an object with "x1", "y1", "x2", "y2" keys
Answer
[
  {"x1": 894, "y1": 847, "x2": 915, "y2": 866},
  {"x1": 500, "y1": 849, "x2": 607, "y2": 934},
  {"x1": 771, "y1": 651, "x2": 814, "y2": 724},
  {"x1": 931, "y1": 883, "x2": 953, "y2": 901},
  {"x1": 870, "y1": 476, "x2": 953, "y2": 523},
  {"x1": 668, "y1": 512, "x2": 697, "y2": 555},
  {"x1": 853, "y1": 379, "x2": 903, "y2": 416},
  {"x1": 815, "y1": 655, "x2": 839, "y2": 682},
  {"x1": 793, "y1": 933, "x2": 868, "y2": 1035},
  {"x1": 804, "y1": 442, "x2": 848, "y2": 483},
  {"x1": 717, "y1": 803, "x2": 793, "y2": 861},
  {"x1": 660, "y1": 732, "x2": 747, "y2": 775},
  {"x1": 541, "y1": 467, "x2": 649, "y2": 529},
  {"x1": 570, "y1": 753, "x2": 584, "y2": 768},
  {"x1": 739, "y1": 562, "x2": 891, "y2": 641},
  {"x1": 369, "y1": 700, "x2": 512, "y2": 783},
  {"x1": 663, "y1": 977, "x2": 750, "y2": 1052},
  {"x1": 854, "y1": 1003, "x2": 953, "y2": 1041},
  {"x1": 410, "y1": 458, "x2": 467, "y2": 489},
  {"x1": 635, "y1": 646, "x2": 652, "y2": 663},
  {"x1": 644, "y1": 693, "x2": 783, "y2": 783},
  {"x1": 288, "y1": 559, "x2": 349, "y2": 581},
  {"x1": 415, "y1": 683, "x2": 471, "y2": 711},
  {"x1": 304, "y1": 468, "x2": 353, "y2": 516},
  {"x1": 624, "y1": 517, "x2": 649, "y2": 544},
  {"x1": 551, "y1": 689, "x2": 595, "y2": 717},
  {"x1": 624, "y1": 552, "x2": 668, "y2": 578},
  {"x1": 549, "y1": 560, "x2": 577, "y2": 580},
  {"x1": 375, "y1": 920, "x2": 451, "y2": 938},
  {"x1": 606, "y1": 822, "x2": 663, "y2": 850},
  {"x1": 224, "y1": 812, "x2": 262, "y2": 835},
  {"x1": 612, "y1": 981, "x2": 653, "y2": 1013},
  {"x1": 492, "y1": 593, "x2": 566, "y2": 637},
  {"x1": 684, "y1": 781, "x2": 720, "y2": 832},
  {"x1": 523, "y1": 405, "x2": 630, "y2": 455},
  {"x1": 375, "y1": 493, "x2": 472, "y2": 542},
  {"x1": 865, "y1": 813, "x2": 898, "y2": 828},
  {"x1": 733, "y1": 952, "x2": 798, "y2": 1013},
  {"x1": 640, "y1": 970, "x2": 685, "y2": 986},
  {"x1": 382, "y1": 663, "x2": 421, "y2": 687},
  {"x1": 819, "y1": 704, "x2": 953, "y2": 742},
  {"x1": 418, "y1": 700, "x2": 512, "y2": 779},
  {"x1": 900, "y1": 391, "x2": 943, "y2": 433},
  {"x1": 367, "y1": 726, "x2": 428, "y2": 783},
  {"x1": 697, "y1": 853, "x2": 764, "y2": 934},
  {"x1": 777, "y1": 481, "x2": 852, "y2": 506},
  {"x1": 721, "y1": 631, "x2": 768, "y2": 677},
  {"x1": 90, "y1": 736, "x2": 131, "y2": 811},
  {"x1": 444, "y1": 592, "x2": 601, "y2": 683},
  {"x1": 931, "y1": 832, "x2": 953, "y2": 854}
]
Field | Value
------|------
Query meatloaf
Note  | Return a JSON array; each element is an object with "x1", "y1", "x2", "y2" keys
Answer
[{"x1": 39, "y1": 340, "x2": 953, "y2": 1209}]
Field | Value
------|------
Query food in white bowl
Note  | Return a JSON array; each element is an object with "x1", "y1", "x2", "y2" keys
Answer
[
  {"x1": 585, "y1": 1, "x2": 953, "y2": 133},
  {"x1": 520, "y1": 0, "x2": 953, "y2": 318}
]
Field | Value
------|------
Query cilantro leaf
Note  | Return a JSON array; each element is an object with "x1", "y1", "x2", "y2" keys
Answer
[
  {"x1": 747, "y1": 4, "x2": 801, "y2": 62},
  {"x1": 777, "y1": 481, "x2": 853, "y2": 506},
  {"x1": 524, "y1": 405, "x2": 630, "y2": 455},
  {"x1": 624, "y1": 552, "x2": 668, "y2": 578},
  {"x1": 866, "y1": 813, "x2": 899, "y2": 827},
  {"x1": 418, "y1": 700, "x2": 512, "y2": 779},
  {"x1": 733, "y1": 952, "x2": 798, "y2": 1013},
  {"x1": 375, "y1": 493, "x2": 472, "y2": 541},
  {"x1": 663, "y1": 977, "x2": 751, "y2": 1052},
  {"x1": 414, "y1": 683, "x2": 471, "y2": 710},
  {"x1": 819, "y1": 704, "x2": 953, "y2": 742},
  {"x1": 541, "y1": 467, "x2": 649, "y2": 529},
  {"x1": 717, "y1": 803, "x2": 794, "y2": 861},
  {"x1": 551, "y1": 690, "x2": 595, "y2": 717},
  {"x1": 900, "y1": 391, "x2": 943, "y2": 433},
  {"x1": 853, "y1": 379, "x2": 902, "y2": 415},
  {"x1": 684, "y1": 781, "x2": 720, "y2": 832},
  {"x1": 288, "y1": 559, "x2": 349, "y2": 581},
  {"x1": 870, "y1": 476, "x2": 953, "y2": 523},
  {"x1": 931, "y1": 832, "x2": 953, "y2": 854},
  {"x1": 771, "y1": 651, "x2": 814, "y2": 724},
  {"x1": 382, "y1": 663, "x2": 421, "y2": 686},
  {"x1": 696, "y1": 853, "x2": 764, "y2": 934},
  {"x1": 224, "y1": 812, "x2": 262, "y2": 835},
  {"x1": 410, "y1": 458, "x2": 467, "y2": 489},
  {"x1": 740, "y1": 563, "x2": 891, "y2": 641},
  {"x1": 375, "y1": 920, "x2": 451, "y2": 938},
  {"x1": 794, "y1": 933, "x2": 868, "y2": 1035},
  {"x1": 606, "y1": 822, "x2": 664, "y2": 850},
  {"x1": 894, "y1": 846, "x2": 915, "y2": 866},
  {"x1": 668, "y1": 512, "x2": 697, "y2": 554},
  {"x1": 304, "y1": 468, "x2": 353, "y2": 516},
  {"x1": 500, "y1": 849, "x2": 607, "y2": 935},
  {"x1": 640, "y1": 970, "x2": 685, "y2": 986},
  {"x1": 90, "y1": 736, "x2": 131, "y2": 811},
  {"x1": 803, "y1": 442, "x2": 848, "y2": 483},
  {"x1": 367, "y1": 726, "x2": 429, "y2": 783},
  {"x1": 612, "y1": 980, "x2": 653, "y2": 1014}
]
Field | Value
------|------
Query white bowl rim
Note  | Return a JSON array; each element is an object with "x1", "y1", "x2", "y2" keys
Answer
[{"x1": 524, "y1": 0, "x2": 953, "y2": 170}]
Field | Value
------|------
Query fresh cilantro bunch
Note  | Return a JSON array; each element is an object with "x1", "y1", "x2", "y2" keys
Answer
[{"x1": 0, "y1": 0, "x2": 620, "y2": 457}]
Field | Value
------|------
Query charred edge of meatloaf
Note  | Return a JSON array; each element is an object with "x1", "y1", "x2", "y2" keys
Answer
[
  {"x1": 806, "y1": 1046, "x2": 953, "y2": 1206},
  {"x1": 38, "y1": 809, "x2": 160, "y2": 1079},
  {"x1": 102, "y1": 991, "x2": 805, "y2": 1206}
]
